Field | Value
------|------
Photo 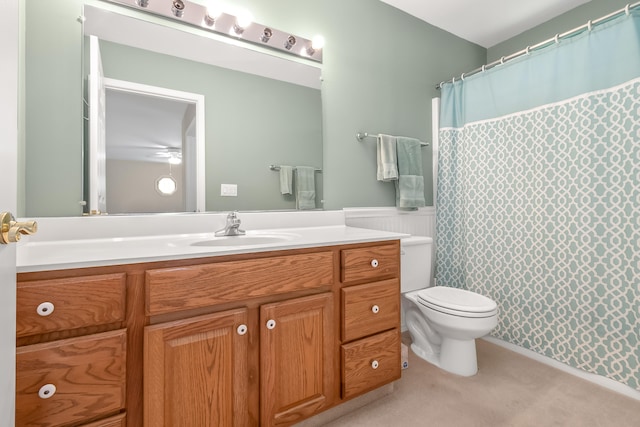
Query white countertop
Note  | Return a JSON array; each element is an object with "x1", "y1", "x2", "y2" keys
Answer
[{"x1": 17, "y1": 225, "x2": 408, "y2": 273}]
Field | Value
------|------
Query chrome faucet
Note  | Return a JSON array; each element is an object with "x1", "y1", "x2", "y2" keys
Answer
[{"x1": 215, "y1": 211, "x2": 246, "y2": 237}]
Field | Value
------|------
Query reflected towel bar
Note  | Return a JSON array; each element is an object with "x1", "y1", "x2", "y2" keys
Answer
[
  {"x1": 356, "y1": 132, "x2": 429, "y2": 146},
  {"x1": 270, "y1": 165, "x2": 322, "y2": 172}
]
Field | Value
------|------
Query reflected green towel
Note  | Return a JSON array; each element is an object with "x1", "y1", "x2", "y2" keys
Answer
[
  {"x1": 295, "y1": 166, "x2": 316, "y2": 210},
  {"x1": 279, "y1": 165, "x2": 293, "y2": 195},
  {"x1": 395, "y1": 137, "x2": 425, "y2": 209}
]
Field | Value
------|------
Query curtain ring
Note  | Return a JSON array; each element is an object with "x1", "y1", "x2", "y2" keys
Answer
[
  {"x1": 525, "y1": 46, "x2": 530, "y2": 55},
  {"x1": 625, "y1": 4, "x2": 630, "y2": 15},
  {"x1": 500, "y1": 56, "x2": 505, "y2": 65},
  {"x1": 461, "y1": 72, "x2": 465, "y2": 81},
  {"x1": 587, "y1": 20, "x2": 592, "y2": 31},
  {"x1": 554, "y1": 34, "x2": 559, "y2": 43},
  {"x1": 452, "y1": 76, "x2": 455, "y2": 83},
  {"x1": 481, "y1": 65, "x2": 486, "y2": 72}
]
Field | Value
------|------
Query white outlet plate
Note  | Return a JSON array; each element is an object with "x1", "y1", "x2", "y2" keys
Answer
[{"x1": 220, "y1": 184, "x2": 238, "y2": 196}]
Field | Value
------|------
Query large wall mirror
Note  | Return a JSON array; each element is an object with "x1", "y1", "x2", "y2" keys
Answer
[{"x1": 20, "y1": 0, "x2": 323, "y2": 217}]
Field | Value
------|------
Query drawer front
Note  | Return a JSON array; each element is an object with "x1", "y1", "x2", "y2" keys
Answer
[
  {"x1": 16, "y1": 329, "x2": 127, "y2": 427},
  {"x1": 81, "y1": 413, "x2": 126, "y2": 427},
  {"x1": 146, "y1": 251, "x2": 334, "y2": 316},
  {"x1": 341, "y1": 329, "x2": 401, "y2": 399},
  {"x1": 17, "y1": 273, "x2": 127, "y2": 338},
  {"x1": 341, "y1": 243, "x2": 399, "y2": 284},
  {"x1": 342, "y1": 278, "x2": 400, "y2": 342}
]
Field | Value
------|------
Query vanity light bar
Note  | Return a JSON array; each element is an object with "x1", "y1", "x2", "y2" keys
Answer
[{"x1": 102, "y1": 0, "x2": 323, "y2": 63}]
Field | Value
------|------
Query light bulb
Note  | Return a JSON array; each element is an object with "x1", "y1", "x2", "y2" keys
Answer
[
  {"x1": 284, "y1": 35, "x2": 297, "y2": 50},
  {"x1": 233, "y1": 9, "x2": 253, "y2": 34},
  {"x1": 306, "y1": 35, "x2": 325, "y2": 56},
  {"x1": 261, "y1": 27, "x2": 273, "y2": 43},
  {"x1": 156, "y1": 176, "x2": 177, "y2": 195},
  {"x1": 204, "y1": 1, "x2": 222, "y2": 26},
  {"x1": 312, "y1": 35, "x2": 325, "y2": 50},
  {"x1": 171, "y1": 0, "x2": 185, "y2": 18}
]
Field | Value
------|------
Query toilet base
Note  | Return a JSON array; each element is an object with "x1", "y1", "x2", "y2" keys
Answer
[
  {"x1": 410, "y1": 342, "x2": 440, "y2": 368},
  {"x1": 440, "y1": 337, "x2": 478, "y2": 376},
  {"x1": 412, "y1": 337, "x2": 478, "y2": 377}
]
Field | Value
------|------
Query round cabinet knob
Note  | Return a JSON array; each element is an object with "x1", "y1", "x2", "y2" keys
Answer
[
  {"x1": 38, "y1": 384, "x2": 56, "y2": 399},
  {"x1": 371, "y1": 305, "x2": 380, "y2": 314},
  {"x1": 237, "y1": 324, "x2": 248, "y2": 335},
  {"x1": 371, "y1": 360, "x2": 379, "y2": 370},
  {"x1": 36, "y1": 302, "x2": 55, "y2": 317},
  {"x1": 266, "y1": 319, "x2": 276, "y2": 330},
  {"x1": 370, "y1": 259, "x2": 379, "y2": 268}
]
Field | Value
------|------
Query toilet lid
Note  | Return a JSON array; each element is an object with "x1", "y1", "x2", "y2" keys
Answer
[{"x1": 417, "y1": 287, "x2": 497, "y2": 315}]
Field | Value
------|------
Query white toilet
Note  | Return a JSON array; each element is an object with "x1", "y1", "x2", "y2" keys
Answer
[{"x1": 401, "y1": 236, "x2": 498, "y2": 376}]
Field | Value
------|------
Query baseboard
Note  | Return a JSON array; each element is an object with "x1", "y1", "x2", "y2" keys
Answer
[
  {"x1": 293, "y1": 383, "x2": 396, "y2": 426},
  {"x1": 483, "y1": 336, "x2": 640, "y2": 402}
]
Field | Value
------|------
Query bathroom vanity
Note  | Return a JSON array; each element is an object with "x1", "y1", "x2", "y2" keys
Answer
[{"x1": 15, "y1": 224, "x2": 404, "y2": 426}]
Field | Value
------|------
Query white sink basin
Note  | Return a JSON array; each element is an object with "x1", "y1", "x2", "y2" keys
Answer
[{"x1": 190, "y1": 232, "x2": 299, "y2": 247}]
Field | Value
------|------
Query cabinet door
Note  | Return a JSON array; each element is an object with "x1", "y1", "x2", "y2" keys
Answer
[
  {"x1": 260, "y1": 293, "x2": 334, "y2": 427},
  {"x1": 144, "y1": 308, "x2": 250, "y2": 427}
]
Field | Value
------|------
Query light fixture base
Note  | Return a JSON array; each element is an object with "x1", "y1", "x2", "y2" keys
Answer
[{"x1": 103, "y1": 0, "x2": 323, "y2": 63}]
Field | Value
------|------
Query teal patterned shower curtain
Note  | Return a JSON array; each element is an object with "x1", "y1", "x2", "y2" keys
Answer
[{"x1": 436, "y1": 10, "x2": 640, "y2": 390}]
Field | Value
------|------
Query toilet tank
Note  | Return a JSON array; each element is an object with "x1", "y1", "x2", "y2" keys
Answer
[{"x1": 400, "y1": 236, "x2": 433, "y2": 293}]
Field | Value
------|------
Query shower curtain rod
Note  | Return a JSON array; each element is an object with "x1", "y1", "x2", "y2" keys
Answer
[{"x1": 436, "y1": 1, "x2": 640, "y2": 89}]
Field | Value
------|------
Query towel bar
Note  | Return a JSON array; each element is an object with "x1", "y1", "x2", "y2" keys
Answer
[
  {"x1": 269, "y1": 165, "x2": 322, "y2": 172},
  {"x1": 356, "y1": 132, "x2": 429, "y2": 146}
]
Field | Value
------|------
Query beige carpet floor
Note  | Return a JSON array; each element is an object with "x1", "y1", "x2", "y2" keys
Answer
[{"x1": 325, "y1": 339, "x2": 640, "y2": 427}]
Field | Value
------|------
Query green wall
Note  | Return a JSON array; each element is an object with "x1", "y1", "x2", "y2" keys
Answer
[
  {"x1": 488, "y1": 0, "x2": 631, "y2": 62},
  {"x1": 22, "y1": 0, "x2": 486, "y2": 216},
  {"x1": 23, "y1": 0, "x2": 84, "y2": 217},
  {"x1": 241, "y1": 0, "x2": 486, "y2": 209}
]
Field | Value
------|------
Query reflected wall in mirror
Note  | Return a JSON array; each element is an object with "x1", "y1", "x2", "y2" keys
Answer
[
  {"x1": 20, "y1": 0, "x2": 323, "y2": 217},
  {"x1": 103, "y1": 79, "x2": 204, "y2": 214}
]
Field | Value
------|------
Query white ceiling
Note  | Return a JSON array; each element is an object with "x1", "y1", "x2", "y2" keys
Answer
[{"x1": 380, "y1": 0, "x2": 592, "y2": 48}]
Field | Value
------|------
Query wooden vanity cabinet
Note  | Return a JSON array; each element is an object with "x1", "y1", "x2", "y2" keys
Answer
[
  {"x1": 143, "y1": 250, "x2": 337, "y2": 427},
  {"x1": 17, "y1": 240, "x2": 402, "y2": 427},
  {"x1": 15, "y1": 274, "x2": 128, "y2": 427},
  {"x1": 340, "y1": 245, "x2": 402, "y2": 399}
]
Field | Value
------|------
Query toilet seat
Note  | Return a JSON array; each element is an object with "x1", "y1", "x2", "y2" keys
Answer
[{"x1": 417, "y1": 287, "x2": 497, "y2": 318}]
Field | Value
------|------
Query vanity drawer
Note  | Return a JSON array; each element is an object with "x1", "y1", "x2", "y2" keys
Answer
[
  {"x1": 342, "y1": 278, "x2": 400, "y2": 342},
  {"x1": 16, "y1": 273, "x2": 127, "y2": 338},
  {"x1": 16, "y1": 329, "x2": 127, "y2": 427},
  {"x1": 81, "y1": 413, "x2": 126, "y2": 427},
  {"x1": 341, "y1": 243, "x2": 399, "y2": 284},
  {"x1": 146, "y1": 251, "x2": 334, "y2": 315},
  {"x1": 341, "y1": 329, "x2": 401, "y2": 399}
]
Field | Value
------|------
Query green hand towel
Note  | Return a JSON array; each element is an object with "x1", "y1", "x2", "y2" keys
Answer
[
  {"x1": 395, "y1": 137, "x2": 425, "y2": 209},
  {"x1": 279, "y1": 165, "x2": 293, "y2": 195},
  {"x1": 295, "y1": 166, "x2": 316, "y2": 210}
]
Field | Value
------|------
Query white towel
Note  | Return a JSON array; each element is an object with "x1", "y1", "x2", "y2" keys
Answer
[
  {"x1": 377, "y1": 134, "x2": 398, "y2": 181},
  {"x1": 279, "y1": 165, "x2": 293, "y2": 195}
]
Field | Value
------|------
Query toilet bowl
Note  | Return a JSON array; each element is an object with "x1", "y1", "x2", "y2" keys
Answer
[{"x1": 401, "y1": 236, "x2": 498, "y2": 376}]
